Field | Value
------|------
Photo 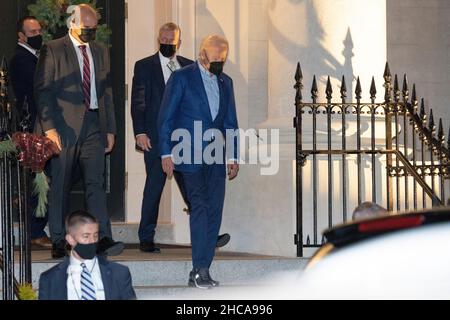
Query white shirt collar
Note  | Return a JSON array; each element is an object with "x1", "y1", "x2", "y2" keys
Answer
[
  {"x1": 68, "y1": 252, "x2": 97, "y2": 273},
  {"x1": 17, "y1": 42, "x2": 38, "y2": 57},
  {"x1": 68, "y1": 31, "x2": 90, "y2": 49},
  {"x1": 159, "y1": 51, "x2": 177, "y2": 65}
]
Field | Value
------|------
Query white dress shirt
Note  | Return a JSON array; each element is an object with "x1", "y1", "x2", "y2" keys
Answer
[
  {"x1": 66, "y1": 253, "x2": 105, "y2": 300},
  {"x1": 136, "y1": 52, "x2": 180, "y2": 141},
  {"x1": 159, "y1": 51, "x2": 181, "y2": 84},
  {"x1": 17, "y1": 42, "x2": 39, "y2": 57},
  {"x1": 68, "y1": 32, "x2": 99, "y2": 110}
]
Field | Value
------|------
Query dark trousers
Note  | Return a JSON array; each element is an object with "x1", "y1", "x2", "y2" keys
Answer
[
  {"x1": 138, "y1": 150, "x2": 189, "y2": 242},
  {"x1": 181, "y1": 165, "x2": 225, "y2": 269},
  {"x1": 48, "y1": 111, "x2": 111, "y2": 243}
]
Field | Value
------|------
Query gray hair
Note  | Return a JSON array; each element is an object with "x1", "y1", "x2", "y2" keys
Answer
[
  {"x1": 352, "y1": 202, "x2": 387, "y2": 221},
  {"x1": 198, "y1": 35, "x2": 229, "y2": 58},
  {"x1": 158, "y1": 22, "x2": 181, "y2": 38}
]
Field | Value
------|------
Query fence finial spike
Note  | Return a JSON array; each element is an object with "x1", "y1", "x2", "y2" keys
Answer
[
  {"x1": 355, "y1": 76, "x2": 362, "y2": 99},
  {"x1": 311, "y1": 75, "x2": 318, "y2": 100},
  {"x1": 294, "y1": 62, "x2": 303, "y2": 104},
  {"x1": 295, "y1": 62, "x2": 303, "y2": 82},
  {"x1": 420, "y1": 98, "x2": 426, "y2": 120},
  {"x1": 383, "y1": 62, "x2": 391, "y2": 80},
  {"x1": 326, "y1": 76, "x2": 333, "y2": 100},
  {"x1": 370, "y1": 76, "x2": 377, "y2": 99},
  {"x1": 394, "y1": 74, "x2": 399, "y2": 92},
  {"x1": 438, "y1": 118, "x2": 444, "y2": 142},
  {"x1": 402, "y1": 74, "x2": 409, "y2": 97},
  {"x1": 429, "y1": 108, "x2": 435, "y2": 131},
  {"x1": 340, "y1": 75, "x2": 347, "y2": 99},
  {"x1": 411, "y1": 84, "x2": 417, "y2": 103}
]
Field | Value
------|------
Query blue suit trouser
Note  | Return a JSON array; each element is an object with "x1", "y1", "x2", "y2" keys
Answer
[{"x1": 181, "y1": 165, "x2": 225, "y2": 269}]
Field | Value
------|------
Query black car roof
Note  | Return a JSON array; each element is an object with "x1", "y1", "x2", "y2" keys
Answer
[{"x1": 323, "y1": 207, "x2": 450, "y2": 248}]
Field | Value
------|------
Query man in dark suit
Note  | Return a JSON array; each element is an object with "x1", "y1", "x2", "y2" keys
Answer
[
  {"x1": 34, "y1": 4, "x2": 123, "y2": 258},
  {"x1": 9, "y1": 16, "x2": 52, "y2": 249},
  {"x1": 38, "y1": 210, "x2": 136, "y2": 300},
  {"x1": 131, "y1": 23, "x2": 230, "y2": 253},
  {"x1": 158, "y1": 35, "x2": 239, "y2": 289}
]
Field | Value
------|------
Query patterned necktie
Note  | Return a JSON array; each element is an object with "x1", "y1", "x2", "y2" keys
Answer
[
  {"x1": 167, "y1": 60, "x2": 177, "y2": 73},
  {"x1": 80, "y1": 263, "x2": 97, "y2": 300},
  {"x1": 79, "y1": 45, "x2": 91, "y2": 111}
]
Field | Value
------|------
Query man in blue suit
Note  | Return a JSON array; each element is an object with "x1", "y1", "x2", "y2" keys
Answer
[
  {"x1": 158, "y1": 35, "x2": 239, "y2": 289},
  {"x1": 131, "y1": 23, "x2": 230, "y2": 253},
  {"x1": 38, "y1": 210, "x2": 136, "y2": 300}
]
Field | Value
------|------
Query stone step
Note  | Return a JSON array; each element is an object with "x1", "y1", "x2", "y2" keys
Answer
[
  {"x1": 12, "y1": 222, "x2": 175, "y2": 244},
  {"x1": 5, "y1": 248, "x2": 307, "y2": 296}
]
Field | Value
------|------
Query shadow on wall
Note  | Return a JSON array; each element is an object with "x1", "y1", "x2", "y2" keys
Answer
[{"x1": 268, "y1": 0, "x2": 355, "y2": 100}]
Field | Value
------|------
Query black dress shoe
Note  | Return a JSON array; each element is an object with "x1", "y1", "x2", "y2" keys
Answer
[
  {"x1": 97, "y1": 237, "x2": 125, "y2": 256},
  {"x1": 51, "y1": 240, "x2": 68, "y2": 259},
  {"x1": 139, "y1": 241, "x2": 161, "y2": 253},
  {"x1": 188, "y1": 268, "x2": 213, "y2": 289},
  {"x1": 216, "y1": 233, "x2": 230, "y2": 248}
]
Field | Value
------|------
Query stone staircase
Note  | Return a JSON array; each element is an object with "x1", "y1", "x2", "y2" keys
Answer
[{"x1": 4, "y1": 223, "x2": 308, "y2": 299}]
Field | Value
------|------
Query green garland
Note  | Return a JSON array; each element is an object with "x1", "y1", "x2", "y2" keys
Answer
[
  {"x1": 0, "y1": 139, "x2": 17, "y2": 157},
  {"x1": 28, "y1": 0, "x2": 111, "y2": 45},
  {"x1": 33, "y1": 172, "x2": 50, "y2": 218},
  {"x1": 0, "y1": 138, "x2": 49, "y2": 218}
]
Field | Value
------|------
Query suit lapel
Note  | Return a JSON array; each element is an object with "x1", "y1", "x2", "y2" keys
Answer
[
  {"x1": 63, "y1": 35, "x2": 83, "y2": 90},
  {"x1": 216, "y1": 76, "x2": 226, "y2": 123},
  {"x1": 90, "y1": 42, "x2": 100, "y2": 95},
  {"x1": 56, "y1": 258, "x2": 69, "y2": 300},
  {"x1": 192, "y1": 63, "x2": 213, "y2": 122},
  {"x1": 99, "y1": 257, "x2": 112, "y2": 300},
  {"x1": 153, "y1": 54, "x2": 166, "y2": 92}
]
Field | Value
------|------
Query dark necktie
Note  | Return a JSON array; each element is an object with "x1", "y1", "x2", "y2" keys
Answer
[{"x1": 79, "y1": 45, "x2": 91, "y2": 111}]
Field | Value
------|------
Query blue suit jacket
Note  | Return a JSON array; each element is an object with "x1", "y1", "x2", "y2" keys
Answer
[
  {"x1": 131, "y1": 53, "x2": 193, "y2": 150},
  {"x1": 157, "y1": 62, "x2": 239, "y2": 173},
  {"x1": 38, "y1": 256, "x2": 136, "y2": 300}
]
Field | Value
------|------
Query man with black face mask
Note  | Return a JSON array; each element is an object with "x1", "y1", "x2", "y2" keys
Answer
[
  {"x1": 131, "y1": 23, "x2": 231, "y2": 254},
  {"x1": 10, "y1": 16, "x2": 52, "y2": 250},
  {"x1": 38, "y1": 210, "x2": 136, "y2": 300},
  {"x1": 34, "y1": 4, "x2": 123, "y2": 259},
  {"x1": 158, "y1": 35, "x2": 239, "y2": 289}
]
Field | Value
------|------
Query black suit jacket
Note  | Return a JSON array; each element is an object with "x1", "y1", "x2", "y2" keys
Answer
[
  {"x1": 9, "y1": 45, "x2": 38, "y2": 130},
  {"x1": 34, "y1": 35, "x2": 116, "y2": 147},
  {"x1": 38, "y1": 256, "x2": 136, "y2": 300},
  {"x1": 131, "y1": 53, "x2": 193, "y2": 149}
]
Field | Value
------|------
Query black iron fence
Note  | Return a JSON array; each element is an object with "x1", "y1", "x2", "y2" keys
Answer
[
  {"x1": 0, "y1": 56, "x2": 31, "y2": 299},
  {"x1": 294, "y1": 62, "x2": 450, "y2": 257}
]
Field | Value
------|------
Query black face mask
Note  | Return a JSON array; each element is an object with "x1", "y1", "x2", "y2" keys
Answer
[
  {"x1": 74, "y1": 242, "x2": 98, "y2": 260},
  {"x1": 160, "y1": 43, "x2": 177, "y2": 58},
  {"x1": 79, "y1": 28, "x2": 97, "y2": 43},
  {"x1": 27, "y1": 34, "x2": 43, "y2": 50},
  {"x1": 209, "y1": 61, "x2": 224, "y2": 76}
]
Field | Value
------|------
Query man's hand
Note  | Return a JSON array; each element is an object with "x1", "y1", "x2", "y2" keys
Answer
[
  {"x1": 227, "y1": 162, "x2": 239, "y2": 180},
  {"x1": 136, "y1": 134, "x2": 152, "y2": 152},
  {"x1": 45, "y1": 129, "x2": 62, "y2": 151},
  {"x1": 162, "y1": 157, "x2": 174, "y2": 179},
  {"x1": 105, "y1": 133, "x2": 115, "y2": 154}
]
